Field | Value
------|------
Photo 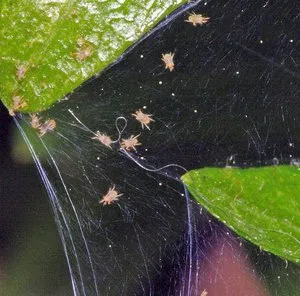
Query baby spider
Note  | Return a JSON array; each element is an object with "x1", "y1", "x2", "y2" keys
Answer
[
  {"x1": 91, "y1": 131, "x2": 113, "y2": 149},
  {"x1": 72, "y1": 37, "x2": 94, "y2": 61},
  {"x1": 16, "y1": 64, "x2": 28, "y2": 80},
  {"x1": 72, "y1": 44, "x2": 93, "y2": 61},
  {"x1": 161, "y1": 52, "x2": 175, "y2": 72},
  {"x1": 185, "y1": 12, "x2": 210, "y2": 26},
  {"x1": 131, "y1": 109, "x2": 154, "y2": 130},
  {"x1": 9, "y1": 95, "x2": 27, "y2": 116},
  {"x1": 30, "y1": 113, "x2": 41, "y2": 129},
  {"x1": 38, "y1": 119, "x2": 56, "y2": 137},
  {"x1": 99, "y1": 185, "x2": 123, "y2": 206},
  {"x1": 121, "y1": 134, "x2": 141, "y2": 152}
]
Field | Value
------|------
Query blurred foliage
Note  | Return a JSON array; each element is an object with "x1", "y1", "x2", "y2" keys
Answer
[{"x1": 0, "y1": 124, "x2": 71, "y2": 295}]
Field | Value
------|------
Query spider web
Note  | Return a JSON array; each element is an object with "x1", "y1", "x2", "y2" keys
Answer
[{"x1": 15, "y1": 0, "x2": 300, "y2": 295}]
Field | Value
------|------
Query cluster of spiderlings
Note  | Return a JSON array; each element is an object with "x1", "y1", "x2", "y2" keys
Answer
[
  {"x1": 9, "y1": 11, "x2": 208, "y2": 114},
  {"x1": 8, "y1": 64, "x2": 31, "y2": 115},
  {"x1": 66, "y1": 11, "x2": 210, "y2": 206},
  {"x1": 27, "y1": 10, "x2": 209, "y2": 205},
  {"x1": 161, "y1": 12, "x2": 209, "y2": 72},
  {"x1": 90, "y1": 109, "x2": 154, "y2": 151},
  {"x1": 68, "y1": 108, "x2": 155, "y2": 205},
  {"x1": 30, "y1": 113, "x2": 56, "y2": 137}
]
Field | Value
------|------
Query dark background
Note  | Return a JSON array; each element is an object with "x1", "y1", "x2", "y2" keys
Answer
[{"x1": 0, "y1": 102, "x2": 72, "y2": 295}]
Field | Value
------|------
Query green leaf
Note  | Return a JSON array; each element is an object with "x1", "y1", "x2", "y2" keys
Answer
[
  {"x1": 181, "y1": 165, "x2": 300, "y2": 263},
  {"x1": 0, "y1": 0, "x2": 187, "y2": 113}
]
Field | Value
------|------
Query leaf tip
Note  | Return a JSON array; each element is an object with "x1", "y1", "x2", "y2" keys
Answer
[{"x1": 181, "y1": 172, "x2": 191, "y2": 185}]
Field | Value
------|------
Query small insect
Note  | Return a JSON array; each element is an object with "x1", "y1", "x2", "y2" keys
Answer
[
  {"x1": 30, "y1": 113, "x2": 42, "y2": 129},
  {"x1": 200, "y1": 289, "x2": 208, "y2": 296},
  {"x1": 16, "y1": 64, "x2": 27, "y2": 80},
  {"x1": 185, "y1": 12, "x2": 210, "y2": 26},
  {"x1": 161, "y1": 52, "x2": 175, "y2": 72},
  {"x1": 9, "y1": 95, "x2": 27, "y2": 116},
  {"x1": 121, "y1": 134, "x2": 141, "y2": 152},
  {"x1": 91, "y1": 132, "x2": 113, "y2": 149},
  {"x1": 131, "y1": 109, "x2": 155, "y2": 130},
  {"x1": 38, "y1": 119, "x2": 57, "y2": 137},
  {"x1": 99, "y1": 185, "x2": 123, "y2": 206}
]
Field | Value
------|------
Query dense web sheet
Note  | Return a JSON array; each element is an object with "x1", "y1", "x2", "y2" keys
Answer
[{"x1": 15, "y1": 0, "x2": 299, "y2": 295}]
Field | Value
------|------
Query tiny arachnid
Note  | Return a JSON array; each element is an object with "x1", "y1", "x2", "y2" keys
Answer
[
  {"x1": 131, "y1": 109, "x2": 154, "y2": 130},
  {"x1": 9, "y1": 95, "x2": 27, "y2": 116},
  {"x1": 161, "y1": 52, "x2": 175, "y2": 72},
  {"x1": 91, "y1": 132, "x2": 113, "y2": 149},
  {"x1": 72, "y1": 45, "x2": 93, "y2": 61},
  {"x1": 16, "y1": 64, "x2": 28, "y2": 80},
  {"x1": 38, "y1": 119, "x2": 57, "y2": 137},
  {"x1": 200, "y1": 289, "x2": 208, "y2": 296},
  {"x1": 185, "y1": 12, "x2": 210, "y2": 26},
  {"x1": 121, "y1": 134, "x2": 141, "y2": 152},
  {"x1": 30, "y1": 113, "x2": 42, "y2": 129},
  {"x1": 99, "y1": 185, "x2": 123, "y2": 206},
  {"x1": 30, "y1": 113, "x2": 56, "y2": 137},
  {"x1": 72, "y1": 37, "x2": 94, "y2": 61}
]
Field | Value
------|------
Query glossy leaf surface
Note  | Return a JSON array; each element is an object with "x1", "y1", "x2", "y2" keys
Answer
[{"x1": 0, "y1": 0, "x2": 188, "y2": 113}]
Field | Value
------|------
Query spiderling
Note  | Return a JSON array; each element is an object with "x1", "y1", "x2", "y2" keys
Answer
[
  {"x1": 121, "y1": 134, "x2": 141, "y2": 152},
  {"x1": 99, "y1": 185, "x2": 123, "y2": 206},
  {"x1": 131, "y1": 109, "x2": 154, "y2": 130}
]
